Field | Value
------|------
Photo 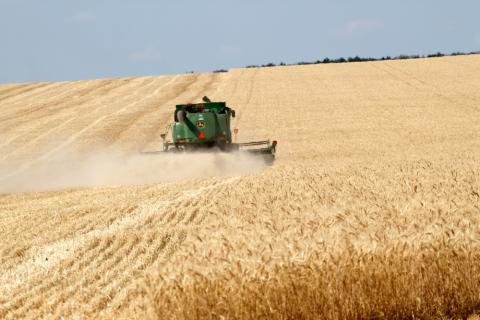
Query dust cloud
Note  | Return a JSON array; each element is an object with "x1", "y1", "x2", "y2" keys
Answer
[{"x1": 0, "y1": 150, "x2": 267, "y2": 193}]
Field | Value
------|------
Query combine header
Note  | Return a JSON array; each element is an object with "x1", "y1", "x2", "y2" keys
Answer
[{"x1": 158, "y1": 96, "x2": 277, "y2": 163}]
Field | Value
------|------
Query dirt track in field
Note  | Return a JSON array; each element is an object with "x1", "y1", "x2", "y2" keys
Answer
[{"x1": 1, "y1": 55, "x2": 480, "y2": 319}]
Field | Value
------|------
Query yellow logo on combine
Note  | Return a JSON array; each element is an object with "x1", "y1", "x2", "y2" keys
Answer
[{"x1": 196, "y1": 120, "x2": 205, "y2": 128}]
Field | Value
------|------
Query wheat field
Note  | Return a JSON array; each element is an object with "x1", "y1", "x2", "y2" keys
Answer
[{"x1": 0, "y1": 55, "x2": 480, "y2": 319}]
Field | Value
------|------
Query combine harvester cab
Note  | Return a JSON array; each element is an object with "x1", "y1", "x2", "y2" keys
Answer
[{"x1": 160, "y1": 96, "x2": 277, "y2": 164}]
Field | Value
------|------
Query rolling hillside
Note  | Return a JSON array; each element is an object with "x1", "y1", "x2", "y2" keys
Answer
[{"x1": 1, "y1": 55, "x2": 480, "y2": 319}]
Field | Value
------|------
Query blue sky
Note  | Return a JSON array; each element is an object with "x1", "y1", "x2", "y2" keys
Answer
[{"x1": 1, "y1": 0, "x2": 479, "y2": 83}]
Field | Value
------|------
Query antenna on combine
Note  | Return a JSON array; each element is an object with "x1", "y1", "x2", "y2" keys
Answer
[{"x1": 202, "y1": 96, "x2": 212, "y2": 103}]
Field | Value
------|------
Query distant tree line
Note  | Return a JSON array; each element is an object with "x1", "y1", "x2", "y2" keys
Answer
[{"x1": 213, "y1": 50, "x2": 479, "y2": 72}]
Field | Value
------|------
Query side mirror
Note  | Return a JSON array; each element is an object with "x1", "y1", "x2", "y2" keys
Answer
[{"x1": 231, "y1": 110, "x2": 236, "y2": 118}]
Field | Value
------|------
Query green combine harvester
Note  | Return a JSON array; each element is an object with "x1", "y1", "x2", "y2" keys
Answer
[{"x1": 158, "y1": 96, "x2": 277, "y2": 164}]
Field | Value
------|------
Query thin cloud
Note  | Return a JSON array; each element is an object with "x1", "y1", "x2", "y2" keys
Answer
[
  {"x1": 67, "y1": 11, "x2": 97, "y2": 23},
  {"x1": 342, "y1": 19, "x2": 383, "y2": 35}
]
